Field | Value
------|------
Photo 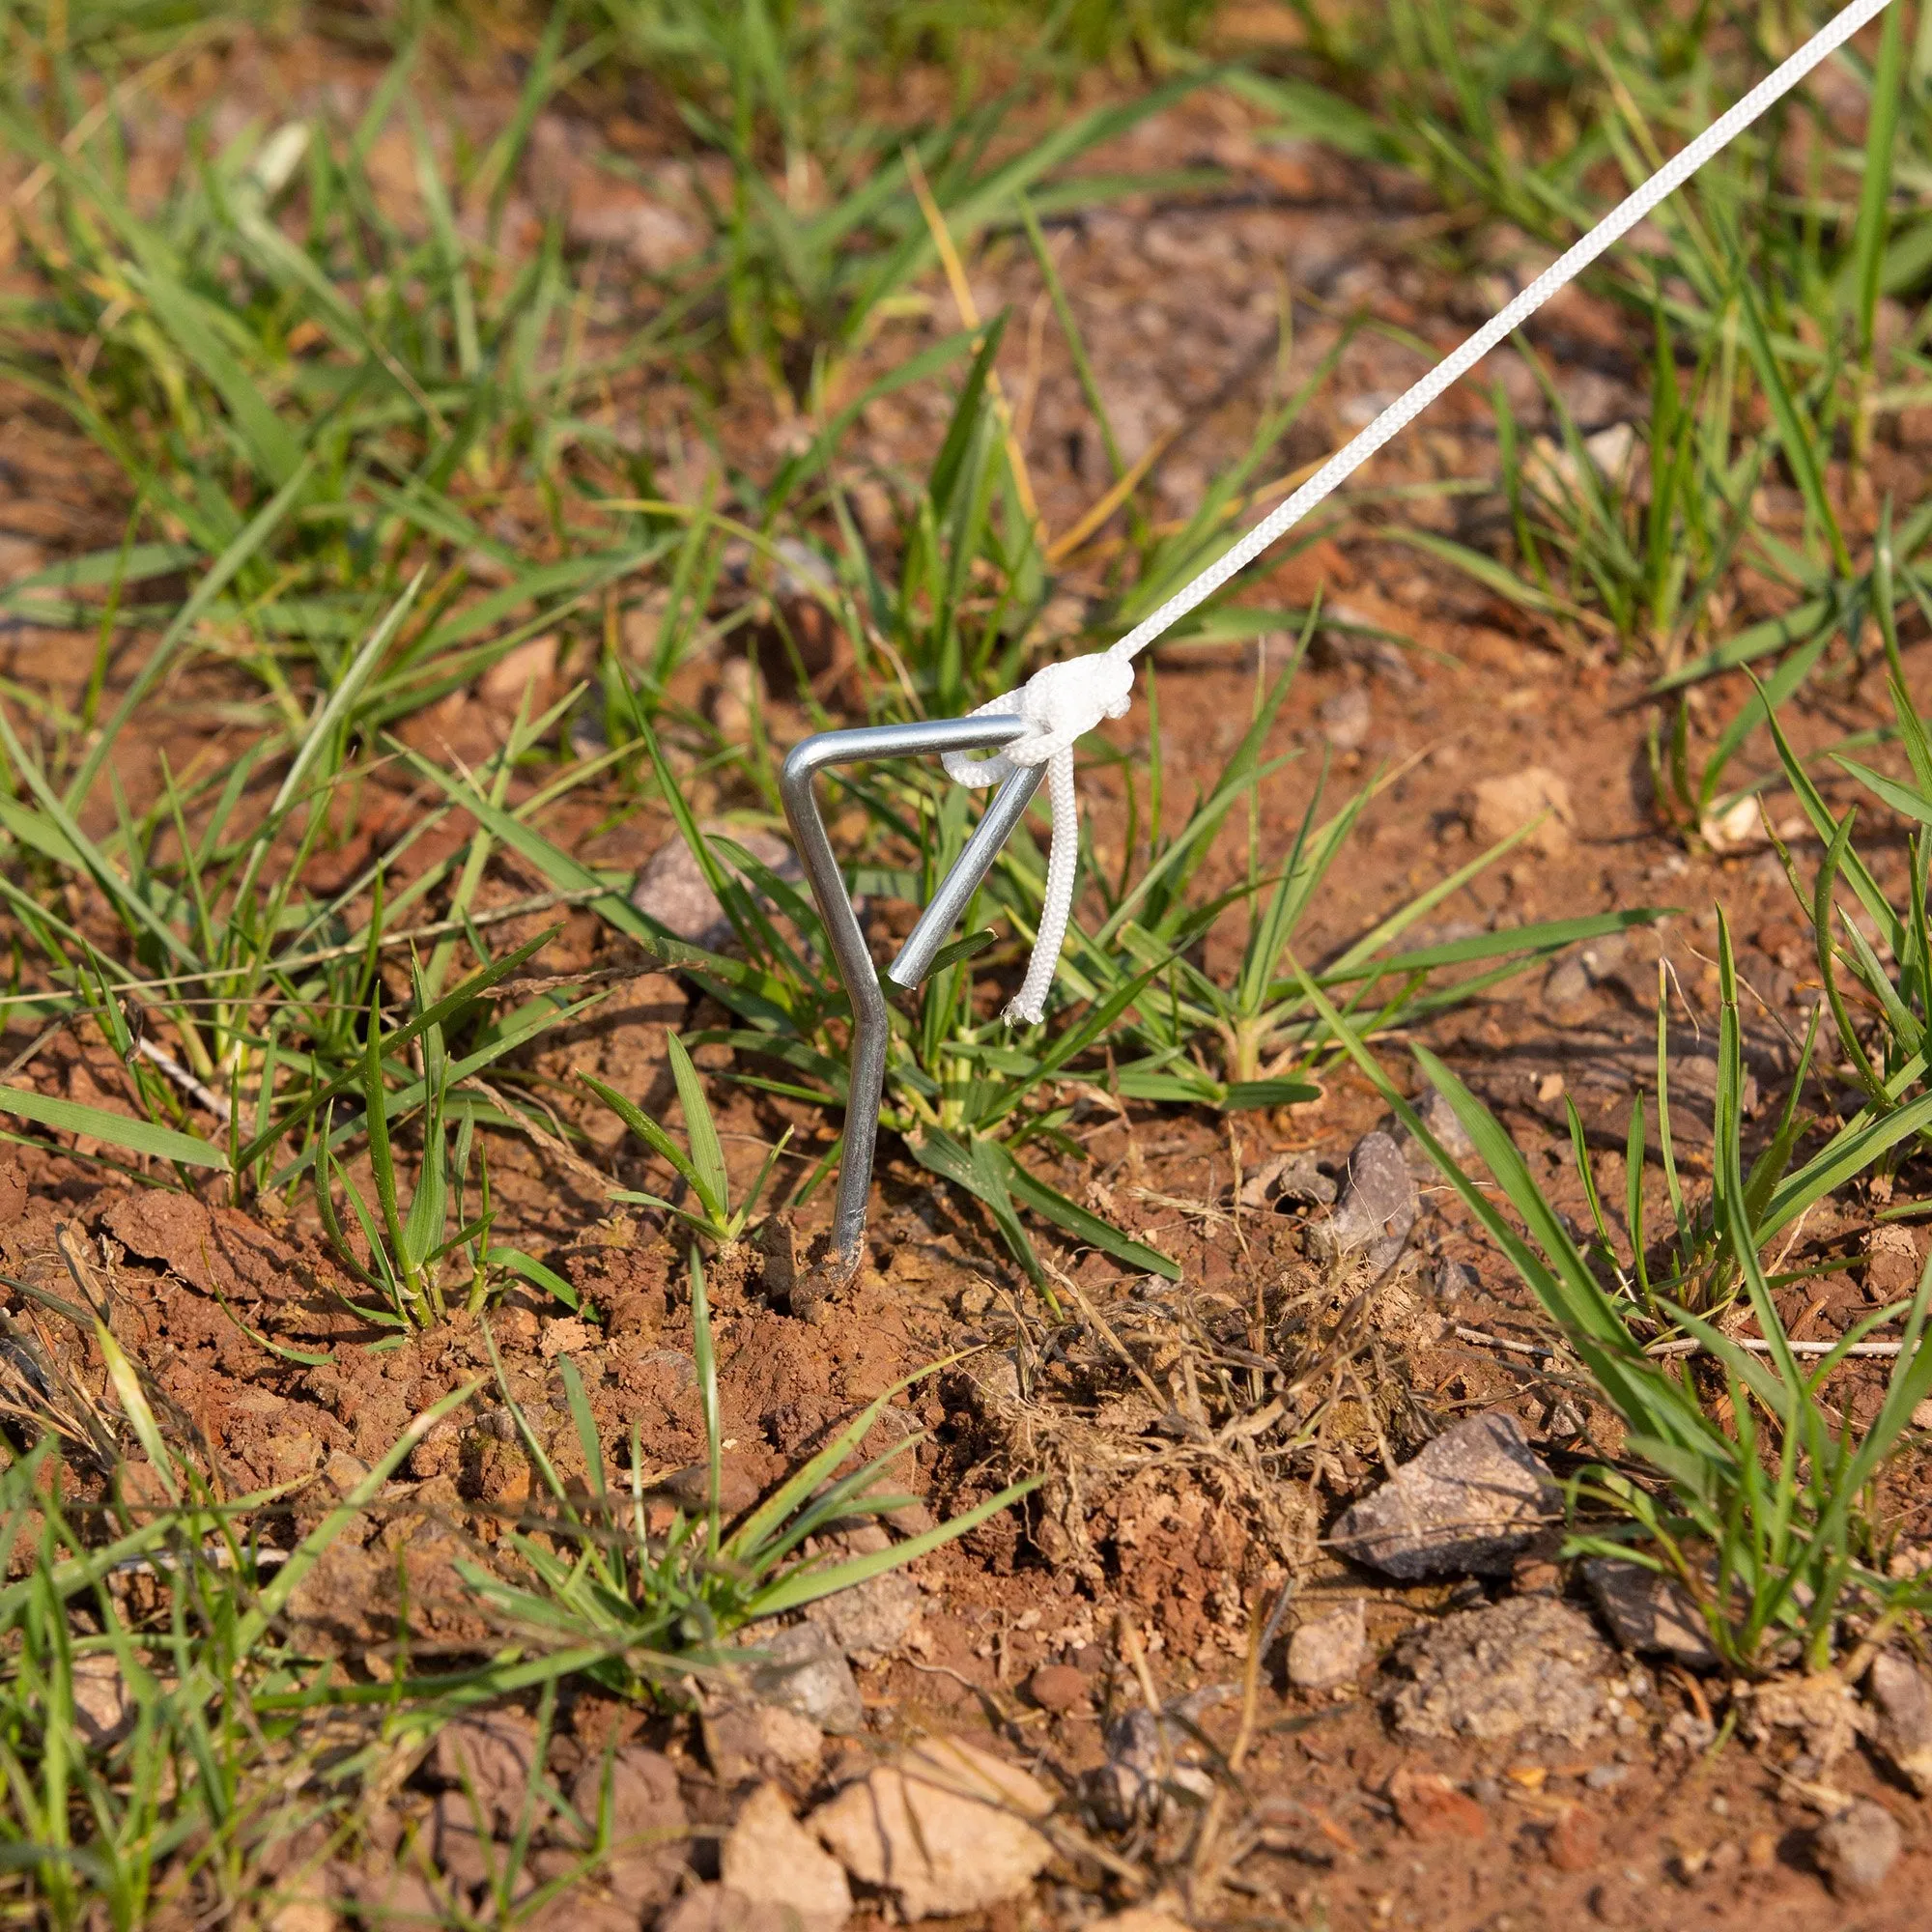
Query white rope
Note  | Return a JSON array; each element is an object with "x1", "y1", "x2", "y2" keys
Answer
[{"x1": 951, "y1": 0, "x2": 1895, "y2": 1024}]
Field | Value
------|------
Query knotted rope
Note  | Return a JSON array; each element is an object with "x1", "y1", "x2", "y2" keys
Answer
[{"x1": 945, "y1": 0, "x2": 1893, "y2": 1024}]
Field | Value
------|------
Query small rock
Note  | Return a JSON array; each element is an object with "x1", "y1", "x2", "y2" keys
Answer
[
  {"x1": 1092, "y1": 1913, "x2": 1194, "y2": 1932},
  {"x1": 1386, "y1": 1596, "x2": 1615, "y2": 1747},
  {"x1": 569, "y1": 1746, "x2": 687, "y2": 1908},
  {"x1": 69, "y1": 1652, "x2": 132, "y2": 1746},
  {"x1": 1088, "y1": 1707, "x2": 1214, "y2": 1828},
  {"x1": 1332, "y1": 1411, "x2": 1561, "y2": 1578},
  {"x1": 722, "y1": 1785, "x2": 850, "y2": 1932},
  {"x1": 264, "y1": 1875, "x2": 334, "y2": 1932},
  {"x1": 1582, "y1": 1557, "x2": 1719, "y2": 1668},
  {"x1": 1543, "y1": 956, "x2": 1594, "y2": 1012},
  {"x1": 1028, "y1": 1662, "x2": 1091, "y2": 1714},
  {"x1": 1287, "y1": 1599, "x2": 1366, "y2": 1691},
  {"x1": 658, "y1": 1887, "x2": 794, "y2": 1932},
  {"x1": 1413, "y1": 1088, "x2": 1475, "y2": 1163},
  {"x1": 741, "y1": 1622, "x2": 865, "y2": 1735},
  {"x1": 703, "y1": 1701, "x2": 825, "y2": 1783},
  {"x1": 435, "y1": 1713, "x2": 540, "y2": 1834},
  {"x1": 629, "y1": 824, "x2": 803, "y2": 951},
  {"x1": 1866, "y1": 1225, "x2": 1921, "y2": 1303},
  {"x1": 1813, "y1": 1798, "x2": 1902, "y2": 1898},
  {"x1": 804, "y1": 1536, "x2": 921, "y2": 1664},
  {"x1": 1867, "y1": 1650, "x2": 1932, "y2": 1794},
  {"x1": 810, "y1": 1735, "x2": 1054, "y2": 1920},
  {"x1": 1582, "y1": 1763, "x2": 1629, "y2": 1792},
  {"x1": 1470, "y1": 767, "x2": 1574, "y2": 857},
  {"x1": 1312, "y1": 1131, "x2": 1417, "y2": 1280},
  {"x1": 1319, "y1": 686, "x2": 1372, "y2": 752},
  {"x1": 480, "y1": 634, "x2": 559, "y2": 701},
  {"x1": 1914, "y1": 1400, "x2": 1932, "y2": 1432},
  {"x1": 1700, "y1": 794, "x2": 1767, "y2": 854},
  {"x1": 1388, "y1": 1767, "x2": 1487, "y2": 1841},
  {"x1": 1433, "y1": 1258, "x2": 1482, "y2": 1303},
  {"x1": 429, "y1": 1788, "x2": 496, "y2": 1890}
]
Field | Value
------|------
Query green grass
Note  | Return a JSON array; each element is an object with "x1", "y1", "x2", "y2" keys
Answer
[{"x1": 6, "y1": 0, "x2": 1932, "y2": 1915}]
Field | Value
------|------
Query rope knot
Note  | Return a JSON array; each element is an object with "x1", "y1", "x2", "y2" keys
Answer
[
  {"x1": 1009, "y1": 650, "x2": 1135, "y2": 765},
  {"x1": 938, "y1": 650, "x2": 1137, "y2": 1026}
]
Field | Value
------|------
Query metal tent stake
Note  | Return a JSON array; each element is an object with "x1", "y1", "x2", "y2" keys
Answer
[{"x1": 780, "y1": 713, "x2": 1040, "y2": 1285}]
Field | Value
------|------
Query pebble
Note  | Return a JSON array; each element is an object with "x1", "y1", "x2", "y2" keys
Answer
[
  {"x1": 804, "y1": 1532, "x2": 921, "y2": 1665},
  {"x1": 1312, "y1": 1130, "x2": 1418, "y2": 1282},
  {"x1": 1027, "y1": 1662, "x2": 1091, "y2": 1714},
  {"x1": 1332, "y1": 1411, "x2": 1561, "y2": 1578},
  {"x1": 741, "y1": 1622, "x2": 865, "y2": 1734},
  {"x1": 1813, "y1": 1798, "x2": 1903, "y2": 1898},
  {"x1": 1581, "y1": 1557, "x2": 1719, "y2": 1668},
  {"x1": 721, "y1": 1785, "x2": 850, "y2": 1932},
  {"x1": 1866, "y1": 1649, "x2": 1932, "y2": 1794},
  {"x1": 1413, "y1": 1088, "x2": 1476, "y2": 1163},
  {"x1": 629, "y1": 823, "x2": 802, "y2": 951},
  {"x1": 1287, "y1": 1599, "x2": 1367, "y2": 1691},
  {"x1": 1583, "y1": 1763, "x2": 1630, "y2": 1791},
  {"x1": 1319, "y1": 685, "x2": 1372, "y2": 752},
  {"x1": 1469, "y1": 766, "x2": 1574, "y2": 857}
]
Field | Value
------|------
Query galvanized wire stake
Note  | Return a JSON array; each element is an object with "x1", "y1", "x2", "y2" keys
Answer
[{"x1": 779, "y1": 713, "x2": 1040, "y2": 1287}]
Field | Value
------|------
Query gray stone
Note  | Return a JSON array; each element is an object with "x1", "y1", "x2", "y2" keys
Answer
[
  {"x1": 1385, "y1": 1596, "x2": 1614, "y2": 1747},
  {"x1": 1319, "y1": 686, "x2": 1372, "y2": 752},
  {"x1": 629, "y1": 824, "x2": 801, "y2": 951},
  {"x1": 1814, "y1": 1798, "x2": 1903, "y2": 1898},
  {"x1": 1312, "y1": 1131, "x2": 1417, "y2": 1280},
  {"x1": 1414, "y1": 1088, "x2": 1475, "y2": 1163},
  {"x1": 1286, "y1": 1598, "x2": 1366, "y2": 1691},
  {"x1": 804, "y1": 1527, "x2": 921, "y2": 1663},
  {"x1": 1542, "y1": 956, "x2": 1594, "y2": 1012},
  {"x1": 1582, "y1": 1557, "x2": 1719, "y2": 1668},
  {"x1": 741, "y1": 1621, "x2": 865, "y2": 1735},
  {"x1": 1331, "y1": 1411, "x2": 1560, "y2": 1578},
  {"x1": 1866, "y1": 1650, "x2": 1932, "y2": 1795}
]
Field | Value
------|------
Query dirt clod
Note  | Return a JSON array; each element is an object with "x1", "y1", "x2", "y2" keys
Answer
[
  {"x1": 568, "y1": 1745, "x2": 687, "y2": 1907},
  {"x1": 1813, "y1": 1798, "x2": 1903, "y2": 1898},
  {"x1": 434, "y1": 1713, "x2": 540, "y2": 1835},
  {"x1": 1028, "y1": 1662, "x2": 1092, "y2": 1713},
  {"x1": 810, "y1": 1735, "x2": 1055, "y2": 1919},
  {"x1": 1386, "y1": 1596, "x2": 1615, "y2": 1747},
  {"x1": 1332, "y1": 1410, "x2": 1561, "y2": 1578},
  {"x1": 721, "y1": 1784, "x2": 850, "y2": 1932},
  {"x1": 1469, "y1": 766, "x2": 1574, "y2": 856}
]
